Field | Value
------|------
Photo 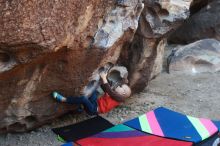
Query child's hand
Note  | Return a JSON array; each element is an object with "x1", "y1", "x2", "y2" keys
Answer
[
  {"x1": 100, "y1": 72, "x2": 107, "y2": 79},
  {"x1": 100, "y1": 72, "x2": 108, "y2": 83}
]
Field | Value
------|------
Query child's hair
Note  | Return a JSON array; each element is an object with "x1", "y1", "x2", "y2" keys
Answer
[
  {"x1": 122, "y1": 84, "x2": 131, "y2": 97},
  {"x1": 115, "y1": 84, "x2": 131, "y2": 98}
]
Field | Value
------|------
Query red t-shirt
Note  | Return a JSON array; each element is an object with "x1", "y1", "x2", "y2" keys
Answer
[{"x1": 97, "y1": 93, "x2": 120, "y2": 113}]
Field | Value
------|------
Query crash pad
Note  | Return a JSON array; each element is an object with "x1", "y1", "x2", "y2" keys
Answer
[
  {"x1": 76, "y1": 124, "x2": 193, "y2": 146},
  {"x1": 52, "y1": 116, "x2": 114, "y2": 142},
  {"x1": 123, "y1": 107, "x2": 218, "y2": 143}
]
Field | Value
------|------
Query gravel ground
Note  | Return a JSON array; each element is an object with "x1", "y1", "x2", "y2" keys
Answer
[{"x1": 0, "y1": 72, "x2": 220, "y2": 146}]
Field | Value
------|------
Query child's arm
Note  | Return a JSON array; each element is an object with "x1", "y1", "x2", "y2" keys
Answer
[{"x1": 100, "y1": 72, "x2": 125, "y2": 102}]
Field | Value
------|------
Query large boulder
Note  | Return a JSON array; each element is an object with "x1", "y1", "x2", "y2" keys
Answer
[
  {"x1": 168, "y1": 39, "x2": 220, "y2": 74},
  {"x1": 168, "y1": 0, "x2": 220, "y2": 44},
  {"x1": 0, "y1": 0, "x2": 194, "y2": 132},
  {"x1": 0, "y1": 0, "x2": 144, "y2": 133}
]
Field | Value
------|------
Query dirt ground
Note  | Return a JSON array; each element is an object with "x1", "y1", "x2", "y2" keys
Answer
[{"x1": 0, "y1": 71, "x2": 220, "y2": 146}]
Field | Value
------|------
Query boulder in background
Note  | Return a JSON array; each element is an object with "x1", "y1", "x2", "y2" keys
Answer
[{"x1": 168, "y1": 39, "x2": 220, "y2": 74}]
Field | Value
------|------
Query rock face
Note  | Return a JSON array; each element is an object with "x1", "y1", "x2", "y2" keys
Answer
[
  {"x1": 0, "y1": 0, "x2": 194, "y2": 133},
  {"x1": 168, "y1": 0, "x2": 220, "y2": 44},
  {"x1": 0, "y1": 0, "x2": 144, "y2": 133},
  {"x1": 168, "y1": 39, "x2": 220, "y2": 74},
  {"x1": 119, "y1": 0, "x2": 193, "y2": 92}
]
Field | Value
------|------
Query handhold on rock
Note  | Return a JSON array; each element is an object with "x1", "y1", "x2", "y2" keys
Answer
[
  {"x1": 83, "y1": 64, "x2": 128, "y2": 97},
  {"x1": 83, "y1": 62, "x2": 114, "y2": 97},
  {"x1": 107, "y1": 66, "x2": 128, "y2": 89},
  {"x1": 108, "y1": 70, "x2": 122, "y2": 89},
  {"x1": 98, "y1": 62, "x2": 114, "y2": 74}
]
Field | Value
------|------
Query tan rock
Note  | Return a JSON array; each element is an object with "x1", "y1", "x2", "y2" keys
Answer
[{"x1": 0, "y1": 0, "x2": 144, "y2": 133}]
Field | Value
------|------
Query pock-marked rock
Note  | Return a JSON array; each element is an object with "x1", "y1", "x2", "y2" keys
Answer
[
  {"x1": 94, "y1": 0, "x2": 143, "y2": 49},
  {"x1": 168, "y1": 39, "x2": 220, "y2": 74}
]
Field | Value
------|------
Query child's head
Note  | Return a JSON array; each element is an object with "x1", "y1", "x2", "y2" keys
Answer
[{"x1": 115, "y1": 84, "x2": 131, "y2": 98}]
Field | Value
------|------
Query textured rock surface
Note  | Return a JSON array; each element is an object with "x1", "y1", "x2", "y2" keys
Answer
[
  {"x1": 168, "y1": 0, "x2": 220, "y2": 44},
  {"x1": 168, "y1": 39, "x2": 220, "y2": 74},
  {"x1": 119, "y1": 0, "x2": 193, "y2": 92},
  {"x1": 0, "y1": 0, "x2": 144, "y2": 133},
  {"x1": 0, "y1": 0, "x2": 194, "y2": 132}
]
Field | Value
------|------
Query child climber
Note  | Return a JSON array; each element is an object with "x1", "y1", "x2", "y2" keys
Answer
[{"x1": 52, "y1": 71, "x2": 131, "y2": 115}]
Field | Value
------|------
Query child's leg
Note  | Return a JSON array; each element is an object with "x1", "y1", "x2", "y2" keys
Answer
[
  {"x1": 88, "y1": 90, "x2": 98, "y2": 103},
  {"x1": 66, "y1": 96, "x2": 97, "y2": 115}
]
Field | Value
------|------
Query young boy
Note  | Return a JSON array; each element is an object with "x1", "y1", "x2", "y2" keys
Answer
[{"x1": 52, "y1": 72, "x2": 131, "y2": 115}]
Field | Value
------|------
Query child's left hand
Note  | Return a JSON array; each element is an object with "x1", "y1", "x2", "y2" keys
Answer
[{"x1": 100, "y1": 72, "x2": 108, "y2": 83}]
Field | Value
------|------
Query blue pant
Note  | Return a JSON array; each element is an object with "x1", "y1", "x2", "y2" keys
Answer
[{"x1": 66, "y1": 91, "x2": 98, "y2": 115}]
